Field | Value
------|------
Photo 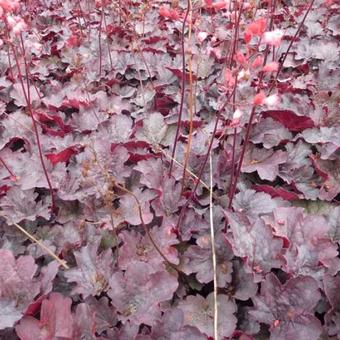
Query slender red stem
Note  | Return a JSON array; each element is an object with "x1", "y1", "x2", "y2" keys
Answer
[
  {"x1": 5, "y1": 27, "x2": 56, "y2": 213},
  {"x1": 226, "y1": 0, "x2": 243, "y2": 208},
  {"x1": 228, "y1": 0, "x2": 244, "y2": 68},
  {"x1": 228, "y1": 80, "x2": 239, "y2": 208},
  {"x1": 169, "y1": 0, "x2": 190, "y2": 177},
  {"x1": 103, "y1": 12, "x2": 113, "y2": 71},
  {"x1": 176, "y1": 91, "x2": 234, "y2": 229},
  {"x1": 6, "y1": 45, "x2": 14, "y2": 80},
  {"x1": 119, "y1": 0, "x2": 122, "y2": 26},
  {"x1": 181, "y1": 0, "x2": 193, "y2": 192},
  {"x1": 0, "y1": 157, "x2": 15, "y2": 178},
  {"x1": 228, "y1": 105, "x2": 256, "y2": 207},
  {"x1": 269, "y1": 0, "x2": 314, "y2": 94},
  {"x1": 228, "y1": 0, "x2": 278, "y2": 208},
  {"x1": 98, "y1": 1, "x2": 104, "y2": 77}
]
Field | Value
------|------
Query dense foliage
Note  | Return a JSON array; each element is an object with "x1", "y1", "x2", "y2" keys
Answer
[{"x1": 0, "y1": 0, "x2": 339, "y2": 339}]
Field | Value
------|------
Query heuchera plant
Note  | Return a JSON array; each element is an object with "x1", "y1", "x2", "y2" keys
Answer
[{"x1": 0, "y1": 0, "x2": 339, "y2": 339}]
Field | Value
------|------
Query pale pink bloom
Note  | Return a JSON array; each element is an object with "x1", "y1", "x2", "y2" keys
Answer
[
  {"x1": 12, "y1": 21, "x2": 27, "y2": 35},
  {"x1": 224, "y1": 68, "x2": 235, "y2": 88},
  {"x1": 233, "y1": 109, "x2": 243, "y2": 120},
  {"x1": 247, "y1": 18, "x2": 267, "y2": 36},
  {"x1": 212, "y1": 0, "x2": 227, "y2": 10},
  {"x1": 26, "y1": 40, "x2": 43, "y2": 53},
  {"x1": 6, "y1": 14, "x2": 17, "y2": 27},
  {"x1": 253, "y1": 91, "x2": 265, "y2": 106},
  {"x1": 263, "y1": 94, "x2": 280, "y2": 107},
  {"x1": 197, "y1": 32, "x2": 208, "y2": 43},
  {"x1": 33, "y1": 42, "x2": 42, "y2": 51},
  {"x1": 230, "y1": 109, "x2": 243, "y2": 127},
  {"x1": 263, "y1": 30, "x2": 284, "y2": 47},
  {"x1": 262, "y1": 61, "x2": 279, "y2": 72},
  {"x1": 7, "y1": 15, "x2": 27, "y2": 35},
  {"x1": 0, "y1": 0, "x2": 19, "y2": 12},
  {"x1": 235, "y1": 51, "x2": 247, "y2": 65},
  {"x1": 237, "y1": 69, "x2": 250, "y2": 81},
  {"x1": 251, "y1": 55, "x2": 264, "y2": 69}
]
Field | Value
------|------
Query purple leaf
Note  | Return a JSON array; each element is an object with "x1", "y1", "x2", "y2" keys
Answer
[
  {"x1": 0, "y1": 187, "x2": 51, "y2": 223},
  {"x1": 15, "y1": 293, "x2": 74, "y2": 340},
  {"x1": 64, "y1": 238, "x2": 115, "y2": 298},
  {"x1": 152, "y1": 176, "x2": 185, "y2": 215},
  {"x1": 135, "y1": 112, "x2": 169, "y2": 145},
  {"x1": 323, "y1": 274, "x2": 340, "y2": 338},
  {"x1": 250, "y1": 117, "x2": 292, "y2": 148},
  {"x1": 177, "y1": 293, "x2": 237, "y2": 338},
  {"x1": 180, "y1": 232, "x2": 233, "y2": 287},
  {"x1": 0, "y1": 299, "x2": 22, "y2": 330},
  {"x1": 39, "y1": 261, "x2": 59, "y2": 295},
  {"x1": 118, "y1": 226, "x2": 179, "y2": 272},
  {"x1": 108, "y1": 262, "x2": 178, "y2": 326},
  {"x1": 117, "y1": 188, "x2": 155, "y2": 226},
  {"x1": 146, "y1": 308, "x2": 206, "y2": 340},
  {"x1": 226, "y1": 212, "x2": 284, "y2": 275},
  {"x1": 232, "y1": 189, "x2": 281, "y2": 220},
  {"x1": 250, "y1": 273, "x2": 322, "y2": 340},
  {"x1": 232, "y1": 259, "x2": 258, "y2": 301},
  {"x1": 134, "y1": 158, "x2": 164, "y2": 190},
  {"x1": 267, "y1": 207, "x2": 340, "y2": 278},
  {"x1": 73, "y1": 303, "x2": 96, "y2": 339},
  {"x1": 0, "y1": 250, "x2": 39, "y2": 329},
  {"x1": 85, "y1": 296, "x2": 118, "y2": 334},
  {"x1": 242, "y1": 146, "x2": 287, "y2": 181}
]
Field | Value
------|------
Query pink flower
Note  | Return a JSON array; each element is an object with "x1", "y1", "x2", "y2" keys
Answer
[
  {"x1": 263, "y1": 94, "x2": 280, "y2": 107},
  {"x1": 197, "y1": 32, "x2": 208, "y2": 43},
  {"x1": 247, "y1": 18, "x2": 267, "y2": 36},
  {"x1": 212, "y1": 1, "x2": 227, "y2": 10},
  {"x1": 251, "y1": 55, "x2": 264, "y2": 69},
  {"x1": 262, "y1": 61, "x2": 279, "y2": 72},
  {"x1": 244, "y1": 31, "x2": 252, "y2": 43},
  {"x1": 253, "y1": 91, "x2": 265, "y2": 106},
  {"x1": 12, "y1": 21, "x2": 27, "y2": 35},
  {"x1": 263, "y1": 30, "x2": 284, "y2": 47},
  {"x1": 205, "y1": 0, "x2": 229, "y2": 9},
  {"x1": 7, "y1": 15, "x2": 27, "y2": 35},
  {"x1": 233, "y1": 109, "x2": 243, "y2": 120},
  {"x1": 224, "y1": 68, "x2": 235, "y2": 88},
  {"x1": 230, "y1": 109, "x2": 243, "y2": 127},
  {"x1": 159, "y1": 6, "x2": 180, "y2": 20},
  {"x1": 238, "y1": 69, "x2": 250, "y2": 81},
  {"x1": 253, "y1": 92, "x2": 280, "y2": 107},
  {"x1": 234, "y1": 51, "x2": 247, "y2": 65},
  {"x1": 0, "y1": 0, "x2": 19, "y2": 12}
]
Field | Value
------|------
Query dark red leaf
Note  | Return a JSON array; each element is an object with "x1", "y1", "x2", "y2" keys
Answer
[
  {"x1": 45, "y1": 145, "x2": 83, "y2": 165},
  {"x1": 165, "y1": 67, "x2": 198, "y2": 82},
  {"x1": 252, "y1": 184, "x2": 300, "y2": 201},
  {"x1": 262, "y1": 110, "x2": 315, "y2": 132}
]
